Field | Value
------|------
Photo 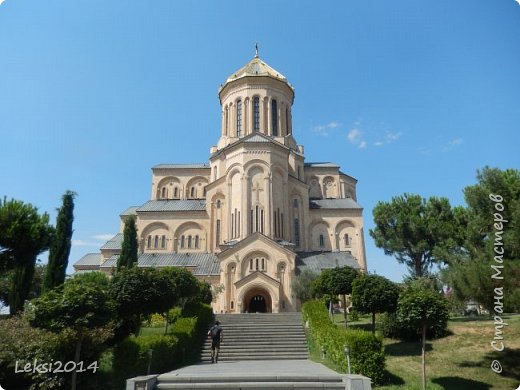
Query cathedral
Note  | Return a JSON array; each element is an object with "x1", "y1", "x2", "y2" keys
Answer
[{"x1": 74, "y1": 52, "x2": 368, "y2": 313}]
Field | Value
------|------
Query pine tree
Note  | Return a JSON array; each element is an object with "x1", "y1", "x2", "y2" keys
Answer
[
  {"x1": 117, "y1": 215, "x2": 138, "y2": 271},
  {"x1": 44, "y1": 191, "x2": 75, "y2": 292}
]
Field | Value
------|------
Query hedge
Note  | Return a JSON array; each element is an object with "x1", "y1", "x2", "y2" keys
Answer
[
  {"x1": 112, "y1": 303, "x2": 212, "y2": 386},
  {"x1": 302, "y1": 300, "x2": 386, "y2": 385}
]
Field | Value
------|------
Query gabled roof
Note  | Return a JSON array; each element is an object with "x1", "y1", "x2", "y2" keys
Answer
[
  {"x1": 234, "y1": 270, "x2": 281, "y2": 289},
  {"x1": 73, "y1": 253, "x2": 102, "y2": 269},
  {"x1": 210, "y1": 132, "x2": 290, "y2": 159},
  {"x1": 217, "y1": 232, "x2": 296, "y2": 259},
  {"x1": 137, "y1": 200, "x2": 207, "y2": 212},
  {"x1": 120, "y1": 206, "x2": 139, "y2": 216},
  {"x1": 309, "y1": 198, "x2": 362, "y2": 209},
  {"x1": 99, "y1": 253, "x2": 220, "y2": 275},
  {"x1": 100, "y1": 234, "x2": 123, "y2": 250}
]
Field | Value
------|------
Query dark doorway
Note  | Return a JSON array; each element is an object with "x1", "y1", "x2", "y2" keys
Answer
[{"x1": 249, "y1": 295, "x2": 267, "y2": 313}]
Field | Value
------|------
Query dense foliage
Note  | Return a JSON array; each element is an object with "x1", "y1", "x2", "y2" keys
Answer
[
  {"x1": 44, "y1": 191, "x2": 75, "y2": 292},
  {"x1": 352, "y1": 274, "x2": 400, "y2": 333},
  {"x1": 291, "y1": 269, "x2": 319, "y2": 303},
  {"x1": 370, "y1": 194, "x2": 460, "y2": 278},
  {"x1": 0, "y1": 197, "x2": 54, "y2": 314},
  {"x1": 117, "y1": 215, "x2": 138, "y2": 270},
  {"x1": 302, "y1": 300, "x2": 386, "y2": 385}
]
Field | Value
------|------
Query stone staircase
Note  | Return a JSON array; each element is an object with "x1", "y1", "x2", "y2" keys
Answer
[{"x1": 199, "y1": 312, "x2": 309, "y2": 362}]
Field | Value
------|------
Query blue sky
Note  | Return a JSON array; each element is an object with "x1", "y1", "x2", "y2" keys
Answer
[{"x1": 0, "y1": 0, "x2": 519, "y2": 282}]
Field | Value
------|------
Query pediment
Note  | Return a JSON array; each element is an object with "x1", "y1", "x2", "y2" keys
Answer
[
  {"x1": 234, "y1": 270, "x2": 280, "y2": 289},
  {"x1": 217, "y1": 232, "x2": 295, "y2": 260}
]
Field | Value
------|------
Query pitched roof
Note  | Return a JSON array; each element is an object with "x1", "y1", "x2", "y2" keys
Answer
[
  {"x1": 296, "y1": 251, "x2": 360, "y2": 273},
  {"x1": 100, "y1": 253, "x2": 220, "y2": 275},
  {"x1": 137, "y1": 200, "x2": 207, "y2": 212},
  {"x1": 120, "y1": 206, "x2": 139, "y2": 216},
  {"x1": 309, "y1": 198, "x2": 362, "y2": 209},
  {"x1": 100, "y1": 233, "x2": 123, "y2": 250},
  {"x1": 73, "y1": 253, "x2": 102, "y2": 269},
  {"x1": 304, "y1": 162, "x2": 340, "y2": 168}
]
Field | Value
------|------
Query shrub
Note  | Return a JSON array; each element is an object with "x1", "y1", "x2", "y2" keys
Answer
[
  {"x1": 302, "y1": 300, "x2": 386, "y2": 385},
  {"x1": 378, "y1": 307, "x2": 449, "y2": 341}
]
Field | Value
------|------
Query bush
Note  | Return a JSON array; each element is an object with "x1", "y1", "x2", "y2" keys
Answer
[
  {"x1": 112, "y1": 303, "x2": 212, "y2": 387},
  {"x1": 378, "y1": 306, "x2": 449, "y2": 341},
  {"x1": 302, "y1": 300, "x2": 386, "y2": 385}
]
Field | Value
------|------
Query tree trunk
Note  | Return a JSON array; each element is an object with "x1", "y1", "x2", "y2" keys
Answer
[
  {"x1": 71, "y1": 337, "x2": 82, "y2": 390},
  {"x1": 372, "y1": 312, "x2": 376, "y2": 334},
  {"x1": 421, "y1": 323, "x2": 426, "y2": 390},
  {"x1": 342, "y1": 294, "x2": 348, "y2": 329}
]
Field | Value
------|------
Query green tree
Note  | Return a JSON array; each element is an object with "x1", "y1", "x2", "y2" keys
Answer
[
  {"x1": 44, "y1": 191, "x2": 76, "y2": 292},
  {"x1": 352, "y1": 274, "x2": 400, "y2": 334},
  {"x1": 117, "y1": 215, "x2": 138, "y2": 271},
  {"x1": 0, "y1": 262, "x2": 46, "y2": 308},
  {"x1": 441, "y1": 167, "x2": 520, "y2": 312},
  {"x1": 291, "y1": 269, "x2": 319, "y2": 304},
  {"x1": 28, "y1": 272, "x2": 115, "y2": 390},
  {"x1": 0, "y1": 197, "x2": 54, "y2": 314},
  {"x1": 397, "y1": 284, "x2": 449, "y2": 390},
  {"x1": 312, "y1": 266, "x2": 358, "y2": 327},
  {"x1": 194, "y1": 281, "x2": 213, "y2": 305},
  {"x1": 370, "y1": 194, "x2": 460, "y2": 278}
]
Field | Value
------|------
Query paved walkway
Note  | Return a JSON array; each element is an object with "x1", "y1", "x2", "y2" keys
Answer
[{"x1": 158, "y1": 359, "x2": 344, "y2": 381}]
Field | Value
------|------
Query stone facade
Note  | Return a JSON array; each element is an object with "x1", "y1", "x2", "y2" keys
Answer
[{"x1": 74, "y1": 54, "x2": 367, "y2": 313}]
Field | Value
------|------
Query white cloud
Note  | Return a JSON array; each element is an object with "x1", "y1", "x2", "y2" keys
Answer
[
  {"x1": 358, "y1": 141, "x2": 367, "y2": 149},
  {"x1": 71, "y1": 239, "x2": 99, "y2": 247},
  {"x1": 0, "y1": 0, "x2": 6, "y2": 5},
  {"x1": 92, "y1": 234, "x2": 115, "y2": 242},
  {"x1": 374, "y1": 141, "x2": 384, "y2": 147},
  {"x1": 442, "y1": 138, "x2": 464, "y2": 151},
  {"x1": 312, "y1": 121, "x2": 342, "y2": 136},
  {"x1": 384, "y1": 131, "x2": 403, "y2": 143},
  {"x1": 347, "y1": 129, "x2": 363, "y2": 144}
]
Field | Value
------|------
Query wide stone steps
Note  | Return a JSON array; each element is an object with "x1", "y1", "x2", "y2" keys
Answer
[{"x1": 199, "y1": 313, "x2": 309, "y2": 363}]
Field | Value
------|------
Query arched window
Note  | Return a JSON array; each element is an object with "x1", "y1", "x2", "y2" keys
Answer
[
  {"x1": 319, "y1": 234, "x2": 325, "y2": 248},
  {"x1": 154, "y1": 235, "x2": 159, "y2": 249},
  {"x1": 147, "y1": 235, "x2": 152, "y2": 249},
  {"x1": 285, "y1": 107, "x2": 289, "y2": 134},
  {"x1": 256, "y1": 258, "x2": 259, "y2": 270},
  {"x1": 161, "y1": 235, "x2": 166, "y2": 249},
  {"x1": 250, "y1": 259, "x2": 253, "y2": 270},
  {"x1": 271, "y1": 99, "x2": 278, "y2": 136},
  {"x1": 261, "y1": 258, "x2": 265, "y2": 271},
  {"x1": 236, "y1": 100, "x2": 242, "y2": 137},
  {"x1": 216, "y1": 200, "x2": 221, "y2": 209},
  {"x1": 173, "y1": 187, "x2": 178, "y2": 199},
  {"x1": 231, "y1": 301, "x2": 234, "y2": 309},
  {"x1": 190, "y1": 187, "x2": 195, "y2": 198},
  {"x1": 344, "y1": 234, "x2": 350, "y2": 247},
  {"x1": 293, "y1": 199, "x2": 298, "y2": 208},
  {"x1": 216, "y1": 219, "x2": 221, "y2": 245},
  {"x1": 195, "y1": 235, "x2": 199, "y2": 248},
  {"x1": 253, "y1": 96, "x2": 260, "y2": 132},
  {"x1": 180, "y1": 235, "x2": 185, "y2": 248},
  {"x1": 161, "y1": 187, "x2": 167, "y2": 199},
  {"x1": 225, "y1": 107, "x2": 229, "y2": 135},
  {"x1": 188, "y1": 235, "x2": 192, "y2": 248}
]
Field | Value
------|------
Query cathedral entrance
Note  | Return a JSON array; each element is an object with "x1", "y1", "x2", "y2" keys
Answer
[{"x1": 243, "y1": 287, "x2": 272, "y2": 313}]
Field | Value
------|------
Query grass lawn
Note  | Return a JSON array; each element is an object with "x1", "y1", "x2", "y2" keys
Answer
[{"x1": 315, "y1": 313, "x2": 520, "y2": 389}]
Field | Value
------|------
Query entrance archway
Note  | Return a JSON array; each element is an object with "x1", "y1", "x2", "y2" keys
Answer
[{"x1": 243, "y1": 287, "x2": 272, "y2": 313}]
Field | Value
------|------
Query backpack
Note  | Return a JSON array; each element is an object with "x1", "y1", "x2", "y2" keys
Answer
[{"x1": 209, "y1": 325, "x2": 222, "y2": 340}]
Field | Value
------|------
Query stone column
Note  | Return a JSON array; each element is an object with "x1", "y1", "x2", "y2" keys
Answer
[
  {"x1": 241, "y1": 174, "x2": 249, "y2": 239},
  {"x1": 227, "y1": 182, "x2": 232, "y2": 240},
  {"x1": 266, "y1": 97, "x2": 272, "y2": 135},
  {"x1": 266, "y1": 173, "x2": 273, "y2": 237}
]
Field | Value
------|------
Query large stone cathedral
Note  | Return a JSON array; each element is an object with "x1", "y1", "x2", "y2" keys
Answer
[{"x1": 74, "y1": 52, "x2": 367, "y2": 313}]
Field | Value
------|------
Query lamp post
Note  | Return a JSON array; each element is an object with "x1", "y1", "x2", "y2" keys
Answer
[
  {"x1": 344, "y1": 345, "x2": 351, "y2": 375},
  {"x1": 147, "y1": 349, "x2": 153, "y2": 375}
]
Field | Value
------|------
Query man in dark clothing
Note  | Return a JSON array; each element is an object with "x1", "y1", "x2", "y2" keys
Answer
[{"x1": 208, "y1": 320, "x2": 223, "y2": 363}]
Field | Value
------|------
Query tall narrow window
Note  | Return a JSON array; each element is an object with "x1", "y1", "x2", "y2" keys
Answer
[
  {"x1": 274, "y1": 211, "x2": 278, "y2": 237},
  {"x1": 261, "y1": 258, "x2": 265, "y2": 270},
  {"x1": 188, "y1": 235, "x2": 192, "y2": 248},
  {"x1": 271, "y1": 99, "x2": 278, "y2": 136},
  {"x1": 180, "y1": 235, "x2": 185, "y2": 248},
  {"x1": 260, "y1": 209, "x2": 264, "y2": 234},
  {"x1": 253, "y1": 96, "x2": 260, "y2": 132},
  {"x1": 147, "y1": 235, "x2": 152, "y2": 249},
  {"x1": 235, "y1": 209, "x2": 238, "y2": 238},
  {"x1": 195, "y1": 235, "x2": 199, "y2": 248},
  {"x1": 250, "y1": 259, "x2": 253, "y2": 270},
  {"x1": 294, "y1": 219, "x2": 300, "y2": 246},
  {"x1": 344, "y1": 234, "x2": 350, "y2": 247},
  {"x1": 216, "y1": 220, "x2": 221, "y2": 245},
  {"x1": 231, "y1": 213, "x2": 234, "y2": 238},
  {"x1": 281, "y1": 213, "x2": 284, "y2": 237},
  {"x1": 255, "y1": 206, "x2": 259, "y2": 232},
  {"x1": 173, "y1": 187, "x2": 178, "y2": 199},
  {"x1": 236, "y1": 100, "x2": 242, "y2": 137},
  {"x1": 256, "y1": 258, "x2": 259, "y2": 271},
  {"x1": 161, "y1": 235, "x2": 166, "y2": 249},
  {"x1": 238, "y1": 211, "x2": 241, "y2": 236},
  {"x1": 293, "y1": 199, "x2": 298, "y2": 208},
  {"x1": 190, "y1": 187, "x2": 195, "y2": 198},
  {"x1": 216, "y1": 200, "x2": 221, "y2": 209},
  {"x1": 161, "y1": 187, "x2": 167, "y2": 199},
  {"x1": 154, "y1": 235, "x2": 159, "y2": 249},
  {"x1": 319, "y1": 234, "x2": 325, "y2": 248},
  {"x1": 250, "y1": 210, "x2": 254, "y2": 233},
  {"x1": 285, "y1": 107, "x2": 289, "y2": 134}
]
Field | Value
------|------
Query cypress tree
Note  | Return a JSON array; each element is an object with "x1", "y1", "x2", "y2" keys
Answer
[
  {"x1": 44, "y1": 190, "x2": 76, "y2": 292},
  {"x1": 117, "y1": 215, "x2": 138, "y2": 271}
]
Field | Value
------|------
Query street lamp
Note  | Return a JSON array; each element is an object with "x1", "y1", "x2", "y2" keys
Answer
[{"x1": 344, "y1": 345, "x2": 351, "y2": 375}]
